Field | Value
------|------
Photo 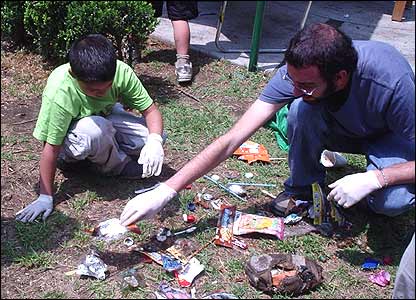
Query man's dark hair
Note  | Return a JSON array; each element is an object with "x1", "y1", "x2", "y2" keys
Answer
[
  {"x1": 68, "y1": 34, "x2": 117, "y2": 82},
  {"x1": 285, "y1": 23, "x2": 358, "y2": 82}
]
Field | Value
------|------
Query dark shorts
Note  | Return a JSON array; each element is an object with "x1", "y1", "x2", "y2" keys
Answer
[{"x1": 150, "y1": 1, "x2": 198, "y2": 21}]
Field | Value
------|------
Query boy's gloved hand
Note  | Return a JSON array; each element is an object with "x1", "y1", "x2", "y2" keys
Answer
[
  {"x1": 138, "y1": 133, "x2": 164, "y2": 178},
  {"x1": 328, "y1": 170, "x2": 382, "y2": 208},
  {"x1": 120, "y1": 183, "x2": 177, "y2": 226},
  {"x1": 15, "y1": 194, "x2": 53, "y2": 222}
]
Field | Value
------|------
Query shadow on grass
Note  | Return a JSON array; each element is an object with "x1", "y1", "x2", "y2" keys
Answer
[
  {"x1": 1, "y1": 212, "x2": 80, "y2": 268},
  {"x1": 335, "y1": 208, "x2": 415, "y2": 267},
  {"x1": 50, "y1": 163, "x2": 178, "y2": 206}
]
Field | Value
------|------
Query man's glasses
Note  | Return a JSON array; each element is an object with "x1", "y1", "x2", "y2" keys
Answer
[{"x1": 282, "y1": 71, "x2": 317, "y2": 96}]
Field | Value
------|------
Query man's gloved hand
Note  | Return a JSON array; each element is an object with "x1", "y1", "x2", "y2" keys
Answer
[
  {"x1": 328, "y1": 171, "x2": 382, "y2": 208},
  {"x1": 15, "y1": 194, "x2": 53, "y2": 222},
  {"x1": 138, "y1": 133, "x2": 164, "y2": 178},
  {"x1": 120, "y1": 183, "x2": 177, "y2": 226}
]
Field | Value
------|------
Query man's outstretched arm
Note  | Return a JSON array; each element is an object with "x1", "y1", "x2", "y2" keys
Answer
[{"x1": 120, "y1": 99, "x2": 284, "y2": 225}]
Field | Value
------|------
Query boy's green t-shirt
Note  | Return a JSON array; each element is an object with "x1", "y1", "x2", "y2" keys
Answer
[{"x1": 33, "y1": 60, "x2": 153, "y2": 145}]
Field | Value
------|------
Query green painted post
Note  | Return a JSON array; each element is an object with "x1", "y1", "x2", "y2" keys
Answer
[{"x1": 248, "y1": 0, "x2": 266, "y2": 72}]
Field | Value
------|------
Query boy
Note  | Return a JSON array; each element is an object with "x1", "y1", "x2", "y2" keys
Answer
[{"x1": 16, "y1": 34, "x2": 165, "y2": 223}]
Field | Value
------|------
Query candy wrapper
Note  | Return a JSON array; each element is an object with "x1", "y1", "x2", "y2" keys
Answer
[
  {"x1": 233, "y1": 140, "x2": 271, "y2": 164},
  {"x1": 233, "y1": 210, "x2": 285, "y2": 240},
  {"x1": 312, "y1": 183, "x2": 325, "y2": 225},
  {"x1": 175, "y1": 257, "x2": 205, "y2": 287},
  {"x1": 214, "y1": 205, "x2": 236, "y2": 248}
]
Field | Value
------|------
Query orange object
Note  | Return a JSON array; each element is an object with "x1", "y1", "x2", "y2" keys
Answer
[
  {"x1": 272, "y1": 270, "x2": 297, "y2": 286},
  {"x1": 233, "y1": 141, "x2": 270, "y2": 164},
  {"x1": 127, "y1": 224, "x2": 141, "y2": 234}
]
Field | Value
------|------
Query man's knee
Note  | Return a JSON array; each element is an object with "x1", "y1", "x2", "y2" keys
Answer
[{"x1": 368, "y1": 186, "x2": 415, "y2": 217}]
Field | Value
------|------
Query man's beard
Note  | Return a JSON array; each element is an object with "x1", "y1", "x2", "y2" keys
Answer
[{"x1": 303, "y1": 79, "x2": 344, "y2": 109}]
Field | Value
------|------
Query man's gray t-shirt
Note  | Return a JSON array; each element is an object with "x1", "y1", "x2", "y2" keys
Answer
[{"x1": 259, "y1": 41, "x2": 415, "y2": 142}]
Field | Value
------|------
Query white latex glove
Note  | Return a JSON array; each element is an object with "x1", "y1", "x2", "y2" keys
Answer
[
  {"x1": 138, "y1": 133, "x2": 164, "y2": 178},
  {"x1": 328, "y1": 171, "x2": 382, "y2": 208},
  {"x1": 15, "y1": 194, "x2": 53, "y2": 222},
  {"x1": 120, "y1": 182, "x2": 177, "y2": 226}
]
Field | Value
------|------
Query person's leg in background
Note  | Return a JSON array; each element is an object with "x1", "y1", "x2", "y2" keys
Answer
[
  {"x1": 166, "y1": 1, "x2": 198, "y2": 83},
  {"x1": 392, "y1": 233, "x2": 415, "y2": 299}
]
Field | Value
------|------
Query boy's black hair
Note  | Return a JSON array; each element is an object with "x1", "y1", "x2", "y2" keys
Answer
[
  {"x1": 285, "y1": 23, "x2": 358, "y2": 82},
  {"x1": 68, "y1": 34, "x2": 116, "y2": 82}
]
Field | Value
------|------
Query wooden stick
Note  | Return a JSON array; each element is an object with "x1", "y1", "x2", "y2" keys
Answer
[
  {"x1": 10, "y1": 118, "x2": 37, "y2": 125},
  {"x1": 187, "y1": 237, "x2": 216, "y2": 260},
  {"x1": 261, "y1": 189, "x2": 276, "y2": 198}
]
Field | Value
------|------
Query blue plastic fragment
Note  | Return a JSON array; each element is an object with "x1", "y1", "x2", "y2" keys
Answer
[
  {"x1": 362, "y1": 258, "x2": 380, "y2": 269},
  {"x1": 161, "y1": 255, "x2": 182, "y2": 272},
  {"x1": 187, "y1": 202, "x2": 196, "y2": 212}
]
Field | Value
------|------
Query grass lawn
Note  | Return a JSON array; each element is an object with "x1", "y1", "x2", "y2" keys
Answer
[{"x1": 1, "y1": 38, "x2": 414, "y2": 299}]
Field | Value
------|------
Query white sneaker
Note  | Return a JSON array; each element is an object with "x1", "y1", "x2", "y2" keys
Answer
[{"x1": 175, "y1": 54, "x2": 193, "y2": 82}]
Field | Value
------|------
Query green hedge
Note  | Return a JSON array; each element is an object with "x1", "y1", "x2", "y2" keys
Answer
[
  {"x1": 1, "y1": 1, "x2": 158, "y2": 65},
  {"x1": 1, "y1": 1, "x2": 28, "y2": 48}
]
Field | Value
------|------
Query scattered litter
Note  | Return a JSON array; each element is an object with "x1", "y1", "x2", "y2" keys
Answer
[
  {"x1": 175, "y1": 257, "x2": 205, "y2": 287},
  {"x1": 155, "y1": 281, "x2": 191, "y2": 299},
  {"x1": 203, "y1": 175, "x2": 246, "y2": 202},
  {"x1": 138, "y1": 251, "x2": 164, "y2": 265},
  {"x1": 162, "y1": 255, "x2": 183, "y2": 272},
  {"x1": 167, "y1": 238, "x2": 200, "y2": 264},
  {"x1": 187, "y1": 202, "x2": 196, "y2": 212},
  {"x1": 320, "y1": 150, "x2": 347, "y2": 168},
  {"x1": 312, "y1": 183, "x2": 325, "y2": 225},
  {"x1": 226, "y1": 184, "x2": 247, "y2": 196},
  {"x1": 123, "y1": 237, "x2": 134, "y2": 247},
  {"x1": 183, "y1": 214, "x2": 196, "y2": 223},
  {"x1": 210, "y1": 199, "x2": 231, "y2": 210},
  {"x1": 232, "y1": 237, "x2": 248, "y2": 250},
  {"x1": 194, "y1": 193, "x2": 210, "y2": 209},
  {"x1": 245, "y1": 253, "x2": 323, "y2": 295},
  {"x1": 261, "y1": 189, "x2": 276, "y2": 198},
  {"x1": 185, "y1": 184, "x2": 193, "y2": 189},
  {"x1": 284, "y1": 213, "x2": 302, "y2": 225},
  {"x1": 362, "y1": 258, "x2": 380, "y2": 270},
  {"x1": 233, "y1": 210, "x2": 285, "y2": 240},
  {"x1": 203, "y1": 292, "x2": 239, "y2": 299},
  {"x1": 174, "y1": 226, "x2": 197, "y2": 236},
  {"x1": 120, "y1": 267, "x2": 145, "y2": 290},
  {"x1": 244, "y1": 172, "x2": 254, "y2": 179},
  {"x1": 76, "y1": 250, "x2": 108, "y2": 280},
  {"x1": 224, "y1": 170, "x2": 240, "y2": 179},
  {"x1": 135, "y1": 182, "x2": 160, "y2": 194},
  {"x1": 227, "y1": 181, "x2": 276, "y2": 187},
  {"x1": 92, "y1": 218, "x2": 128, "y2": 241},
  {"x1": 156, "y1": 227, "x2": 172, "y2": 242},
  {"x1": 202, "y1": 193, "x2": 214, "y2": 201},
  {"x1": 191, "y1": 287, "x2": 197, "y2": 298},
  {"x1": 369, "y1": 270, "x2": 390, "y2": 287},
  {"x1": 211, "y1": 174, "x2": 221, "y2": 181},
  {"x1": 214, "y1": 205, "x2": 236, "y2": 248},
  {"x1": 233, "y1": 141, "x2": 271, "y2": 164}
]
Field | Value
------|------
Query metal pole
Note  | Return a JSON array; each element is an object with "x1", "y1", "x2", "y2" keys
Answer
[{"x1": 248, "y1": 0, "x2": 266, "y2": 72}]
